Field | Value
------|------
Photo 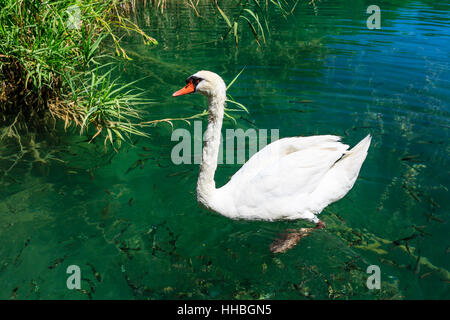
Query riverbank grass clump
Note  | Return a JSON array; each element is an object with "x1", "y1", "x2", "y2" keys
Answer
[{"x1": 0, "y1": 0, "x2": 157, "y2": 147}]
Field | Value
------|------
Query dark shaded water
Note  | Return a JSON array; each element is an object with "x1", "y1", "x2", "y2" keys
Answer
[{"x1": 0, "y1": 0, "x2": 449, "y2": 299}]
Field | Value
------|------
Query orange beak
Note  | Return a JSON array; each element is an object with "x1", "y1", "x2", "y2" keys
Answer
[{"x1": 172, "y1": 82, "x2": 195, "y2": 97}]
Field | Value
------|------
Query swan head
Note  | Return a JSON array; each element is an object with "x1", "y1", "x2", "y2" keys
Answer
[{"x1": 172, "y1": 70, "x2": 226, "y2": 99}]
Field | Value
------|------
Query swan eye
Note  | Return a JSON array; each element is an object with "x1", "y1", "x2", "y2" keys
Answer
[{"x1": 186, "y1": 76, "x2": 203, "y2": 87}]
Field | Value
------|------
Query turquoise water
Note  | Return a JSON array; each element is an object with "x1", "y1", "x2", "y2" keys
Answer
[{"x1": 0, "y1": 0, "x2": 449, "y2": 299}]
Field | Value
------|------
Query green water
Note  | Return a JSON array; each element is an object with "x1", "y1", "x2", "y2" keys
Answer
[{"x1": 1, "y1": 0, "x2": 449, "y2": 299}]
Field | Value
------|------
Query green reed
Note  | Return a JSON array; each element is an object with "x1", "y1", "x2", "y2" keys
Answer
[
  {"x1": 0, "y1": 0, "x2": 156, "y2": 147},
  {"x1": 214, "y1": 0, "x2": 299, "y2": 47},
  {"x1": 0, "y1": 0, "x2": 291, "y2": 149}
]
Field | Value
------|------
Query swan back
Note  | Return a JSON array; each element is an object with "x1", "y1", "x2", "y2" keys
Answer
[{"x1": 212, "y1": 135, "x2": 372, "y2": 222}]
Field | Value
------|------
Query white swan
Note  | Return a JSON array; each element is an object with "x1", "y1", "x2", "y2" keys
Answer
[{"x1": 173, "y1": 70, "x2": 371, "y2": 253}]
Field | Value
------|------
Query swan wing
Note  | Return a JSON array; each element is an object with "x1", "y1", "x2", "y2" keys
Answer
[
  {"x1": 218, "y1": 135, "x2": 350, "y2": 220},
  {"x1": 226, "y1": 135, "x2": 344, "y2": 187}
]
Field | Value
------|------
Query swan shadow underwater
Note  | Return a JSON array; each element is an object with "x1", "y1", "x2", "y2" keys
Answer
[{"x1": 172, "y1": 70, "x2": 371, "y2": 253}]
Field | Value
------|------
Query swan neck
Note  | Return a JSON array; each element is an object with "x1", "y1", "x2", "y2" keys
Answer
[{"x1": 196, "y1": 94, "x2": 225, "y2": 208}]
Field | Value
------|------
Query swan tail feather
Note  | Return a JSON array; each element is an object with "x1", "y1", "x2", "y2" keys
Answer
[
  {"x1": 310, "y1": 134, "x2": 372, "y2": 214},
  {"x1": 335, "y1": 134, "x2": 371, "y2": 184}
]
